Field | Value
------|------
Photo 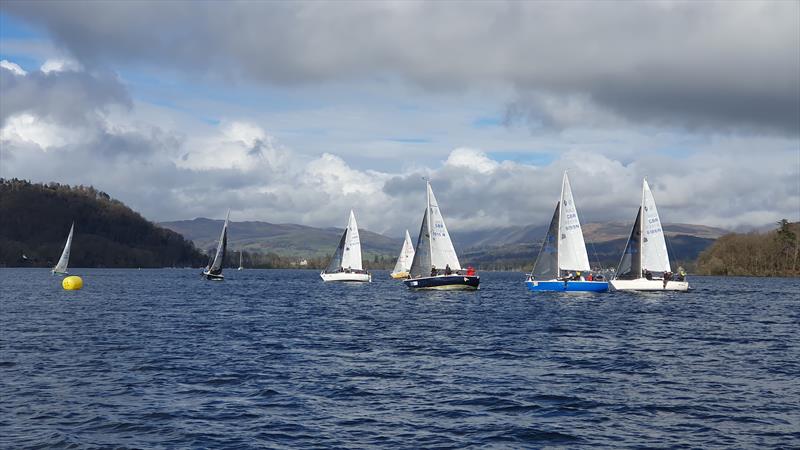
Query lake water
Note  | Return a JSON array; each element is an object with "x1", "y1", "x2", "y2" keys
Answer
[{"x1": 1, "y1": 269, "x2": 798, "y2": 448}]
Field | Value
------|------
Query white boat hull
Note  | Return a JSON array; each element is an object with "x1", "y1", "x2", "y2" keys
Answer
[
  {"x1": 320, "y1": 271, "x2": 371, "y2": 283},
  {"x1": 610, "y1": 278, "x2": 689, "y2": 291}
]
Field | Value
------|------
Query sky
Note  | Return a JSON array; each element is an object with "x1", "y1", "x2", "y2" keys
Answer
[{"x1": 1, "y1": 0, "x2": 798, "y2": 236}]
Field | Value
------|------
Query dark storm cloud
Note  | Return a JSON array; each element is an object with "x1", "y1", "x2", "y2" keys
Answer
[
  {"x1": 0, "y1": 64, "x2": 131, "y2": 126},
  {"x1": 3, "y1": 1, "x2": 798, "y2": 134}
]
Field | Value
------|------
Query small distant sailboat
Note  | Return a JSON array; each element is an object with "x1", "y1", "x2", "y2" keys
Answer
[
  {"x1": 404, "y1": 180, "x2": 479, "y2": 290},
  {"x1": 320, "y1": 210, "x2": 371, "y2": 282},
  {"x1": 237, "y1": 251, "x2": 244, "y2": 271},
  {"x1": 390, "y1": 230, "x2": 415, "y2": 279},
  {"x1": 525, "y1": 172, "x2": 608, "y2": 292},
  {"x1": 610, "y1": 179, "x2": 689, "y2": 291},
  {"x1": 202, "y1": 210, "x2": 229, "y2": 281},
  {"x1": 52, "y1": 222, "x2": 74, "y2": 276}
]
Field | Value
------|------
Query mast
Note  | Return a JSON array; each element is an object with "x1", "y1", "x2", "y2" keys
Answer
[
  {"x1": 426, "y1": 179, "x2": 432, "y2": 258},
  {"x1": 557, "y1": 172, "x2": 565, "y2": 276},
  {"x1": 639, "y1": 178, "x2": 646, "y2": 278}
]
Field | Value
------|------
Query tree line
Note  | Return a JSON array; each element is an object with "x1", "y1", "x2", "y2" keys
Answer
[
  {"x1": 696, "y1": 220, "x2": 799, "y2": 277},
  {"x1": 0, "y1": 179, "x2": 207, "y2": 268}
]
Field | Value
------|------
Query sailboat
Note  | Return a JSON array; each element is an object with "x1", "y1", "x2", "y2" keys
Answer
[
  {"x1": 237, "y1": 251, "x2": 244, "y2": 271},
  {"x1": 202, "y1": 210, "x2": 229, "y2": 281},
  {"x1": 52, "y1": 222, "x2": 74, "y2": 276},
  {"x1": 320, "y1": 210, "x2": 371, "y2": 282},
  {"x1": 525, "y1": 172, "x2": 608, "y2": 292},
  {"x1": 610, "y1": 179, "x2": 689, "y2": 291},
  {"x1": 390, "y1": 230, "x2": 415, "y2": 279},
  {"x1": 404, "y1": 180, "x2": 479, "y2": 290}
]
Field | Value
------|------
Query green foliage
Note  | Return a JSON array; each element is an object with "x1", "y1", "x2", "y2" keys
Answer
[
  {"x1": 696, "y1": 220, "x2": 799, "y2": 276},
  {"x1": 0, "y1": 178, "x2": 207, "y2": 268}
]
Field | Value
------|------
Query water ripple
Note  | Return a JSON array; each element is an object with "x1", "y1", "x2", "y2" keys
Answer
[{"x1": 1, "y1": 269, "x2": 798, "y2": 448}]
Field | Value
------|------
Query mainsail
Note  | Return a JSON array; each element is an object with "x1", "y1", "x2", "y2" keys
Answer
[
  {"x1": 557, "y1": 172, "x2": 591, "y2": 272},
  {"x1": 615, "y1": 207, "x2": 643, "y2": 279},
  {"x1": 340, "y1": 210, "x2": 363, "y2": 270},
  {"x1": 530, "y1": 204, "x2": 560, "y2": 280},
  {"x1": 208, "y1": 211, "x2": 229, "y2": 275},
  {"x1": 641, "y1": 179, "x2": 671, "y2": 273},
  {"x1": 391, "y1": 229, "x2": 415, "y2": 275},
  {"x1": 53, "y1": 222, "x2": 74, "y2": 274},
  {"x1": 427, "y1": 182, "x2": 461, "y2": 270},
  {"x1": 325, "y1": 210, "x2": 363, "y2": 272}
]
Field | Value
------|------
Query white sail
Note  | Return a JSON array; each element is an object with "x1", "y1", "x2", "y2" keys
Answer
[
  {"x1": 210, "y1": 210, "x2": 230, "y2": 272},
  {"x1": 238, "y1": 251, "x2": 243, "y2": 270},
  {"x1": 641, "y1": 179, "x2": 671, "y2": 273},
  {"x1": 391, "y1": 230, "x2": 415, "y2": 275},
  {"x1": 557, "y1": 172, "x2": 591, "y2": 272},
  {"x1": 339, "y1": 210, "x2": 363, "y2": 270},
  {"x1": 427, "y1": 182, "x2": 461, "y2": 270},
  {"x1": 53, "y1": 222, "x2": 74, "y2": 274}
]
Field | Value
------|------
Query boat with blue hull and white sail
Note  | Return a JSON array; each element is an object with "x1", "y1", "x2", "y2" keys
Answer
[
  {"x1": 52, "y1": 222, "x2": 74, "y2": 276},
  {"x1": 202, "y1": 210, "x2": 229, "y2": 281},
  {"x1": 390, "y1": 230, "x2": 415, "y2": 279},
  {"x1": 404, "y1": 181, "x2": 479, "y2": 290},
  {"x1": 610, "y1": 179, "x2": 689, "y2": 292},
  {"x1": 321, "y1": 210, "x2": 371, "y2": 282},
  {"x1": 525, "y1": 172, "x2": 608, "y2": 292}
]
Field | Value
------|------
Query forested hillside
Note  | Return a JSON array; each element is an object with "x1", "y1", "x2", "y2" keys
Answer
[
  {"x1": 0, "y1": 179, "x2": 206, "y2": 268},
  {"x1": 696, "y1": 220, "x2": 799, "y2": 276}
]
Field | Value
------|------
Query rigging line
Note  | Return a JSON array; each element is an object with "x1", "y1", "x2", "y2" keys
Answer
[{"x1": 664, "y1": 230, "x2": 679, "y2": 270}]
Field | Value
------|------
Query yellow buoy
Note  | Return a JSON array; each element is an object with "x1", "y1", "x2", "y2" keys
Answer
[{"x1": 62, "y1": 276, "x2": 84, "y2": 291}]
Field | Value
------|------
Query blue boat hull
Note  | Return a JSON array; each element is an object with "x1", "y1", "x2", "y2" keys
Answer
[
  {"x1": 404, "y1": 275, "x2": 480, "y2": 290},
  {"x1": 525, "y1": 280, "x2": 608, "y2": 292}
]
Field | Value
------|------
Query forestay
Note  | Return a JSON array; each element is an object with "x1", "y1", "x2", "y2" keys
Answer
[
  {"x1": 530, "y1": 204, "x2": 560, "y2": 280},
  {"x1": 615, "y1": 207, "x2": 643, "y2": 279},
  {"x1": 641, "y1": 179, "x2": 671, "y2": 273},
  {"x1": 408, "y1": 210, "x2": 432, "y2": 279},
  {"x1": 53, "y1": 222, "x2": 74, "y2": 274},
  {"x1": 427, "y1": 183, "x2": 461, "y2": 270},
  {"x1": 557, "y1": 173, "x2": 591, "y2": 272}
]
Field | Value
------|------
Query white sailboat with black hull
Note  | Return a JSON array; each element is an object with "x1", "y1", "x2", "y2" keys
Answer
[
  {"x1": 320, "y1": 210, "x2": 371, "y2": 282},
  {"x1": 404, "y1": 181, "x2": 479, "y2": 290},
  {"x1": 610, "y1": 179, "x2": 689, "y2": 291},
  {"x1": 52, "y1": 222, "x2": 74, "y2": 276},
  {"x1": 202, "y1": 210, "x2": 229, "y2": 281},
  {"x1": 390, "y1": 230, "x2": 415, "y2": 279},
  {"x1": 525, "y1": 172, "x2": 608, "y2": 292}
]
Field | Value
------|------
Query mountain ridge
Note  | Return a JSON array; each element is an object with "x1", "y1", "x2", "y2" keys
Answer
[{"x1": 160, "y1": 217, "x2": 726, "y2": 269}]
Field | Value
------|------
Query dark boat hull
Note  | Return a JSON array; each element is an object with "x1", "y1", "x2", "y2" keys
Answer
[
  {"x1": 202, "y1": 271, "x2": 224, "y2": 281},
  {"x1": 404, "y1": 275, "x2": 480, "y2": 290}
]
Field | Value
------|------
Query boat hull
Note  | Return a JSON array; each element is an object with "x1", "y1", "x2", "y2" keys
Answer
[
  {"x1": 525, "y1": 279, "x2": 609, "y2": 292},
  {"x1": 390, "y1": 271, "x2": 409, "y2": 279},
  {"x1": 404, "y1": 275, "x2": 480, "y2": 290},
  {"x1": 610, "y1": 278, "x2": 689, "y2": 291},
  {"x1": 203, "y1": 271, "x2": 224, "y2": 281},
  {"x1": 320, "y1": 271, "x2": 372, "y2": 282}
]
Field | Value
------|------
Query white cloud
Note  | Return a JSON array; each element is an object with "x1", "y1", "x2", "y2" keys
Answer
[
  {"x1": 0, "y1": 113, "x2": 83, "y2": 149},
  {"x1": 444, "y1": 148, "x2": 499, "y2": 174},
  {"x1": 0, "y1": 59, "x2": 26, "y2": 76},
  {"x1": 40, "y1": 58, "x2": 82, "y2": 74}
]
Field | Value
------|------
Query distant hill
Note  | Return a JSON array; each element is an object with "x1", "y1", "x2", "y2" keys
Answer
[
  {"x1": 0, "y1": 179, "x2": 207, "y2": 268},
  {"x1": 162, "y1": 217, "x2": 725, "y2": 270},
  {"x1": 160, "y1": 218, "x2": 402, "y2": 261}
]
